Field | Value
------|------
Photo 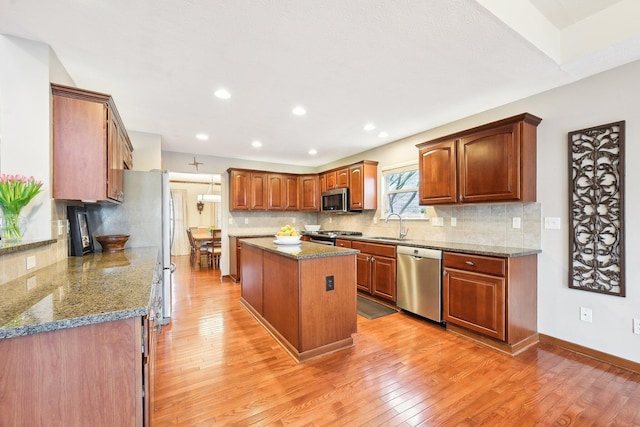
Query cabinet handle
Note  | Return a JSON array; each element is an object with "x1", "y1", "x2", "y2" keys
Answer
[
  {"x1": 371, "y1": 256, "x2": 376, "y2": 263},
  {"x1": 465, "y1": 261, "x2": 475, "y2": 266}
]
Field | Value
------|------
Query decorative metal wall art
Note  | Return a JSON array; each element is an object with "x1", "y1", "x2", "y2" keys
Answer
[{"x1": 568, "y1": 121, "x2": 625, "y2": 296}]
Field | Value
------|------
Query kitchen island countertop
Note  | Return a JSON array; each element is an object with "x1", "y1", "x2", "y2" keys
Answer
[
  {"x1": 240, "y1": 237, "x2": 359, "y2": 260},
  {"x1": 0, "y1": 247, "x2": 158, "y2": 340}
]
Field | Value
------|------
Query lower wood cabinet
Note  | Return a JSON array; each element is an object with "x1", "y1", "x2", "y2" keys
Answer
[
  {"x1": 443, "y1": 251, "x2": 537, "y2": 354},
  {"x1": 352, "y1": 241, "x2": 397, "y2": 302},
  {"x1": 0, "y1": 317, "x2": 150, "y2": 426}
]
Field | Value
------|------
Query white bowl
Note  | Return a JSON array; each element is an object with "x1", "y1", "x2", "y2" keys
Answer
[
  {"x1": 274, "y1": 234, "x2": 302, "y2": 244},
  {"x1": 304, "y1": 224, "x2": 321, "y2": 231}
]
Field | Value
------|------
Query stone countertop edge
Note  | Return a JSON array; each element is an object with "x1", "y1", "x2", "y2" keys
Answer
[
  {"x1": 0, "y1": 247, "x2": 158, "y2": 340},
  {"x1": 240, "y1": 237, "x2": 359, "y2": 260},
  {"x1": 342, "y1": 236, "x2": 541, "y2": 257},
  {"x1": 0, "y1": 238, "x2": 58, "y2": 255}
]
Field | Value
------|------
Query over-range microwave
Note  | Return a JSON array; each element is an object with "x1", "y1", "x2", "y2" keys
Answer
[{"x1": 321, "y1": 188, "x2": 349, "y2": 212}]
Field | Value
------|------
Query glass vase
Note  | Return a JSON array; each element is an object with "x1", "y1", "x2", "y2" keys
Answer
[{"x1": 0, "y1": 211, "x2": 28, "y2": 243}]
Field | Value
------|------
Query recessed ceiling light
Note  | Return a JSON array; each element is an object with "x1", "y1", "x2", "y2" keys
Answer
[
  {"x1": 214, "y1": 88, "x2": 231, "y2": 99},
  {"x1": 292, "y1": 106, "x2": 307, "y2": 116},
  {"x1": 252, "y1": 140, "x2": 263, "y2": 148},
  {"x1": 308, "y1": 149, "x2": 317, "y2": 155},
  {"x1": 378, "y1": 132, "x2": 388, "y2": 138},
  {"x1": 363, "y1": 123, "x2": 376, "y2": 131},
  {"x1": 196, "y1": 133, "x2": 209, "y2": 140}
]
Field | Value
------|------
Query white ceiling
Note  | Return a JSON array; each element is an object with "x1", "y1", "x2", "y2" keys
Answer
[{"x1": 1, "y1": 0, "x2": 639, "y2": 168}]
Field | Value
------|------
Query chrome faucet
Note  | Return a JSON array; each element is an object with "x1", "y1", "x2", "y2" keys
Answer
[{"x1": 385, "y1": 213, "x2": 408, "y2": 240}]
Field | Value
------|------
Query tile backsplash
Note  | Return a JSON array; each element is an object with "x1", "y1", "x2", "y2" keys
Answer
[{"x1": 229, "y1": 202, "x2": 542, "y2": 249}]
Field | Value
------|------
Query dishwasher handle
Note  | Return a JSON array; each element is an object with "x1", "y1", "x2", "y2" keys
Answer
[{"x1": 397, "y1": 245, "x2": 442, "y2": 259}]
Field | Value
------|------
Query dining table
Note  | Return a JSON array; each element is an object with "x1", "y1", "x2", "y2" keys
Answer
[{"x1": 192, "y1": 232, "x2": 215, "y2": 266}]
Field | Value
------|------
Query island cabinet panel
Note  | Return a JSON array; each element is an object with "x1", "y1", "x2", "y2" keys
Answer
[
  {"x1": 417, "y1": 113, "x2": 541, "y2": 205},
  {"x1": 239, "y1": 239, "x2": 357, "y2": 362},
  {"x1": 443, "y1": 252, "x2": 538, "y2": 354},
  {"x1": 263, "y1": 253, "x2": 300, "y2": 348},
  {"x1": 229, "y1": 236, "x2": 241, "y2": 282},
  {"x1": 0, "y1": 318, "x2": 143, "y2": 426},
  {"x1": 299, "y1": 256, "x2": 357, "y2": 351},
  {"x1": 241, "y1": 244, "x2": 264, "y2": 315}
]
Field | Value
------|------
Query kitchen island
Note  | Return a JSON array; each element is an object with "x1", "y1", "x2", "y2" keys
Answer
[
  {"x1": 0, "y1": 248, "x2": 160, "y2": 426},
  {"x1": 240, "y1": 238, "x2": 359, "y2": 362}
]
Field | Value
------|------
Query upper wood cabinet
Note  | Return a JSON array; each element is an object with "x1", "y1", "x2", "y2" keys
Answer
[
  {"x1": 349, "y1": 161, "x2": 378, "y2": 210},
  {"x1": 52, "y1": 84, "x2": 133, "y2": 203},
  {"x1": 298, "y1": 175, "x2": 319, "y2": 211},
  {"x1": 417, "y1": 113, "x2": 541, "y2": 205},
  {"x1": 229, "y1": 169, "x2": 250, "y2": 210},
  {"x1": 228, "y1": 160, "x2": 376, "y2": 212}
]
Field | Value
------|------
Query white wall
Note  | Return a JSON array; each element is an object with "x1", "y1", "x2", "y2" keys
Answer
[
  {"x1": 129, "y1": 130, "x2": 162, "y2": 171},
  {"x1": 0, "y1": 35, "x2": 53, "y2": 239}
]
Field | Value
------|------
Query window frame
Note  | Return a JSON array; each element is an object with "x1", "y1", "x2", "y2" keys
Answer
[{"x1": 379, "y1": 161, "x2": 426, "y2": 220}]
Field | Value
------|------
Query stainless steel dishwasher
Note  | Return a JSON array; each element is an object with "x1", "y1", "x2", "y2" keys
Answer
[{"x1": 396, "y1": 246, "x2": 443, "y2": 323}]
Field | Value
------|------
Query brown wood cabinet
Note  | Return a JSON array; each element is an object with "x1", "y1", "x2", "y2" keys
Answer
[
  {"x1": 349, "y1": 161, "x2": 378, "y2": 210},
  {"x1": 52, "y1": 83, "x2": 133, "y2": 203},
  {"x1": 335, "y1": 239, "x2": 352, "y2": 248},
  {"x1": 417, "y1": 113, "x2": 541, "y2": 205},
  {"x1": 284, "y1": 175, "x2": 299, "y2": 210},
  {"x1": 250, "y1": 172, "x2": 268, "y2": 210},
  {"x1": 352, "y1": 240, "x2": 397, "y2": 302},
  {"x1": 0, "y1": 317, "x2": 147, "y2": 426},
  {"x1": 229, "y1": 236, "x2": 242, "y2": 282},
  {"x1": 298, "y1": 175, "x2": 319, "y2": 211},
  {"x1": 240, "y1": 240, "x2": 357, "y2": 362},
  {"x1": 443, "y1": 251, "x2": 538, "y2": 354},
  {"x1": 229, "y1": 169, "x2": 250, "y2": 210}
]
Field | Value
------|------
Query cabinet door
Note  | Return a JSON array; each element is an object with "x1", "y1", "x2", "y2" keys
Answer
[
  {"x1": 418, "y1": 139, "x2": 457, "y2": 205},
  {"x1": 250, "y1": 172, "x2": 268, "y2": 210},
  {"x1": 443, "y1": 268, "x2": 505, "y2": 341},
  {"x1": 336, "y1": 168, "x2": 349, "y2": 188},
  {"x1": 356, "y1": 253, "x2": 372, "y2": 293},
  {"x1": 349, "y1": 164, "x2": 364, "y2": 210},
  {"x1": 267, "y1": 173, "x2": 285, "y2": 210},
  {"x1": 229, "y1": 170, "x2": 250, "y2": 210},
  {"x1": 325, "y1": 171, "x2": 337, "y2": 190},
  {"x1": 371, "y1": 256, "x2": 396, "y2": 302},
  {"x1": 107, "y1": 114, "x2": 124, "y2": 203},
  {"x1": 299, "y1": 175, "x2": 319, "y2": 211},
  {"x1": 319, "y1": 173, "x2": 327, "y2": 193},
  {"x1": 349, "y1": 162, "x2": 377, "y2": 210},
  {"x1": 240, "y1": 244, "x2": 264, "y2": 314},
  {"x1": 52, "y1": 95, "x2": 108, "y2": 201},
  {"x1": 284, "y1": 175, "x2": 299, "y2": 210},
  {"x1": 458, "y1": 122, "x2": 520, "y2": 203}
]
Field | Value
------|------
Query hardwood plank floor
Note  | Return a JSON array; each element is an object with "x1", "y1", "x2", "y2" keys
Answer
[{"x1": 153, "y1": 256, "x2": 640, "y2": 426}]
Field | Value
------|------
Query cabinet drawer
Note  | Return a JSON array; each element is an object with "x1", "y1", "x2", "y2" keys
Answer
[
  {"x1": 352, "y1": 241, "x2": 396, "y2": 258},
  {"x1": 444, "y1": 252, "x2": 505, "y2": 276}
]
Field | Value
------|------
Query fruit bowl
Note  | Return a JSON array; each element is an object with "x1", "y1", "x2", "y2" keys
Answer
[
  {"x1": 304, "y1": 224, "x2": 321, "y2": 232},
  {"x1": 95, "y1": 234, "x2": 130, "y2": 252},
  {"x1": 274, "y1": 234, "x2": 301, "y2": 244}
]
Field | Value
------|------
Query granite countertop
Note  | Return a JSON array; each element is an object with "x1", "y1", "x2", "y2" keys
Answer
[
  {"x1": 0, "y1": 247, "x2": 158, "y2": 340},
  {"x1": 345, "y1": 236, "x2": 541, "y2": 257},
  {"x1": 0, "y1": 238, "x2": 58, "y2": 256},
  {"x1": 241, "y1": 237, "x2": 359, "y2": 260}
]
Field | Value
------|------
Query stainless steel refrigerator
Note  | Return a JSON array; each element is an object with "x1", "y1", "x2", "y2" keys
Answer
[{"x1": 88, "y1": 169, "x2": 175, "y2": 324}]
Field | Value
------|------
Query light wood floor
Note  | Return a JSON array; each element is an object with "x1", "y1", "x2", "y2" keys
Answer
[{"x1": 152, "y1": 256, "x2": 640, "y2": 426}]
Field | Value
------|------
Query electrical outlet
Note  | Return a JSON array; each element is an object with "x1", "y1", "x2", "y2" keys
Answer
[
  {"x1": 580, "y1": 306, "x2": 593, "y2": 323},
  {"x1": 325, "y1": 275, "x2": 335, "y2": 292},
  {"x1": 244, "y1": 218, "x2": 249, "y2": 224},
  {"x1": 512, "y1": 217, "x2": 522, "y2": 229},
  {"x1": 26, "y1": 256, "x2": 36, "y2": 270},
  {"x1": 57, "y1": 220, "x2": 64, "y2": 236},
  {"x1": 432, "y1": 217, "x2": 444, "y2": 227},
  {"x1": 544, "y1": 217, "x2": 561, "y2": 229},
  {"x1": 451, "y1": 217, "x2": 457, "y2": 227},
  {"x1": 228, "y1": 218, "x2": 233, "y2": 225},
  {"x1": 292, "y1": 218, "x2": 296, "y2": 224},
  {"x1": 329, "y1": 217, "x2": 332, "y2": 223},
  {"x1": 373, "y1": 217, "x2": 378, "y2": 225},
  {"x1": 633, "y1": 318, "x2": 640, "y2": 334}
]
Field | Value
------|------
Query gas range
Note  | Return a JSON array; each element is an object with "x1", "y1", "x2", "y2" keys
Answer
[{"x1": 304, "y1": 230, "x2": 362, "y2": 245}]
